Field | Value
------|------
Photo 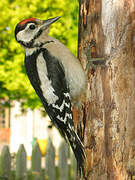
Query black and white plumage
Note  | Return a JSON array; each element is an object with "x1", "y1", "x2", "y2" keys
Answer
[{"x1": 15, "y1": 17, "x2": 86, "y2": 175}]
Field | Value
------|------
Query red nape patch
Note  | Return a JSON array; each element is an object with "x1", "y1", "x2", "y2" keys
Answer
[{"x1": 19, "y1": 18, "x2": 36, "y2": 26}]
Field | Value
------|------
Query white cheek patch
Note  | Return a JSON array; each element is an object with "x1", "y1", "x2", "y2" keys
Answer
[
  {"x1": 17, "y1": 30, "x2": 33, "y2": 42},
  {"x1": 16, "y1": 25, "x2": 40, "y2": 43},
  {"x1": 36, "y1": 53, "x2": 59, "y2": 105}
]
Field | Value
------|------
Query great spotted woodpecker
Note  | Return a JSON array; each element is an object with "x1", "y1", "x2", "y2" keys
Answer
[{"x1": 15, "y1": 17, "x2": 86, "y2": 175}]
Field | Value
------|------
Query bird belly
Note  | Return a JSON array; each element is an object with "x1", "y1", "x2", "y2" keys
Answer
[{"x1": 67, "y1": 64, "x2": 86, "y2": 106}]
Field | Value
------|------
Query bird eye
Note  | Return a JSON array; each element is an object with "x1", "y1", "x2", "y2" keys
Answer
[{"x1": 29, "y1": 24, "x2": 36, "y2": 30}]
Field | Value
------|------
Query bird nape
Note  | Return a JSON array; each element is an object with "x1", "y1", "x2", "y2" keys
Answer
[{"x1": 15, "y1": 16, "x2": 86, "y2": 176}]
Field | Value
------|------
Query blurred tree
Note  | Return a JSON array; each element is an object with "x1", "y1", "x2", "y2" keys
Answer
[{"x1": 0, "y1": 0, "x2": 78, "y2": 109}]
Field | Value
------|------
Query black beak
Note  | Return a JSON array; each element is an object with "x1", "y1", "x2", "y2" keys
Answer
[{"x1": 41, "y1": 16, "x2": 61, "y2": 30}]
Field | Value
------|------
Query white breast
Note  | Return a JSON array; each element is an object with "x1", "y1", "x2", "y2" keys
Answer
[
  {"x1": 36, "y1": 53, "x2": 58, "y2": 105},
  {"x1": 25, "y1": 47, "x2": 38, "y2": 56}
]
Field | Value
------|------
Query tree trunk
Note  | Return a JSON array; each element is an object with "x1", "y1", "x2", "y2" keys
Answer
[{"x1": 77, "y1": 0, "x2": 135, "y2": 179}]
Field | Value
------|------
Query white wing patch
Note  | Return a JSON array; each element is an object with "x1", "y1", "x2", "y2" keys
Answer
[
  {"x1": 64, "y1": 92, "x2": 70, "y2": 98},
  {"x1": 57, "y1": 113, "x2": 72, "y2": 124},
  {"x1": 52, "y1": 99, "x2": 70, "y2": 112},
  {"x1": 36, "y1": 53, "x2": 58, "y2": 105}
]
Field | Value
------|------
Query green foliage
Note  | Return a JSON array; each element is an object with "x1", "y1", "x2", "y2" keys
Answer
[{"x1": 0, "y1": 0, "x2": 78, "y2": 109}]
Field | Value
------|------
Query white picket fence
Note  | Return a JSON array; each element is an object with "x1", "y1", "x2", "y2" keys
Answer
[{"x1": 0, "y1": 138, "x2": 77, "y2": 180}]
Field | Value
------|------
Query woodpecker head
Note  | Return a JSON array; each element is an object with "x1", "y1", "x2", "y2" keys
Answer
[{"x1": 15, "y1": 16, "x2": 60, "y2": 48}]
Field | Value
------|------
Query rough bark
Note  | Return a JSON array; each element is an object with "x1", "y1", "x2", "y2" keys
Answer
[{"x1": 77, "y1": 0, "x2": 135, "y2": 179}]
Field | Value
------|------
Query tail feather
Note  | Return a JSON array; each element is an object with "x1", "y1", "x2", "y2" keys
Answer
[{"x1": 66, "y1": 126, "x2": 86, "y2": 176}]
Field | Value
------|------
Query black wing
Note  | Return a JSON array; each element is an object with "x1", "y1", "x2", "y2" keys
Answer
[{"x1": 42, "y1": 48, "x2": 74, "y2": 137}]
